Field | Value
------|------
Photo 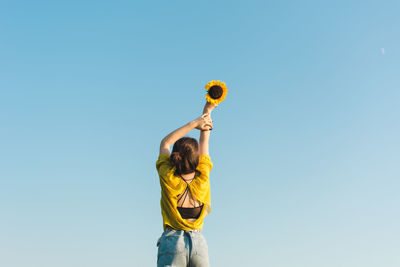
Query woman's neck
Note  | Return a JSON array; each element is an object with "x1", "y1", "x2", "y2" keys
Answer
[{"x1": 180, "y1": 172, "x2": 195, "y2": 181}]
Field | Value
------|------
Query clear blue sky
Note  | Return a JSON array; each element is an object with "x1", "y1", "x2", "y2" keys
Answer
[{"x1": 1, "y1": 0, "x2": 399, "y2": 266}]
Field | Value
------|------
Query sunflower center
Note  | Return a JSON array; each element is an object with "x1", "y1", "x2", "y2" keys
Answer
[{"x1": 208, "y1": 86, "x2": 223, "y2": 99}]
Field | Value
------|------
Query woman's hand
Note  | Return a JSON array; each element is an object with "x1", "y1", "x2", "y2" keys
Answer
[{"x1": 195, "y1": 113, "x2": 213, "y2": 131}]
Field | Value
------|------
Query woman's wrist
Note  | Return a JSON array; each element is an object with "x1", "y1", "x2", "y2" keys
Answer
[{"x1": 203, "y1": 102, "x2": 217, "y2": 114}]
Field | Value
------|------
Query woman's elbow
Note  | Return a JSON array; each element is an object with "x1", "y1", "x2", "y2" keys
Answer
[{"x1": 160, "y1": 139, "x2": 170, "y2": 148}]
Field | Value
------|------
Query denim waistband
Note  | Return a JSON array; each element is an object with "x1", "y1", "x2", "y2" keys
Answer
[{"x1": 165, "y1": 225, "x2": 201, "y2": 233}]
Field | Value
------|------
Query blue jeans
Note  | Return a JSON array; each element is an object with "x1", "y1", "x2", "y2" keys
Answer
[{"x1": 156, "y1": 229, "x2": 210, "y2": 267}]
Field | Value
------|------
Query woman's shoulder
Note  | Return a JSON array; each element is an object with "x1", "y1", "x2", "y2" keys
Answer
[
  {"x1": 199, "y1": 154, "x2": 212, "y2": 166},
  {"x1": 158, "y1": 153, "x2": 170, "y2": 160},
  {"x1": 196, "y1": 154, "x2": 213, "y2": 174},
  {"x1": 156, "y1": 154, "x2": 173, "y2": 176},
  {"x1": 199, "y1": 154, "x2": 212, "y2": 162}
]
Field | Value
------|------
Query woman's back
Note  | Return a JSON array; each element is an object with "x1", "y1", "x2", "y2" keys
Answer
[{"x1": 177, "y1": 172, "x2": 204, "y2": 222}]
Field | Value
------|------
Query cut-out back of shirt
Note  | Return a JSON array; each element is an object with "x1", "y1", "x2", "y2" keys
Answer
[{"x1": 177, "y1": 177, "x2": 203, "y2": 219}]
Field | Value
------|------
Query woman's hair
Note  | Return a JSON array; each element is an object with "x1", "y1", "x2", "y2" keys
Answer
[{"x1": 170, "y1": 137, "x2": 199, "y2": 175}]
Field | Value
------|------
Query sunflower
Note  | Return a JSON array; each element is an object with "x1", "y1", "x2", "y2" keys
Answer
[{"x1": 204, "y1": 80, "x2": 228, "y2": 105}]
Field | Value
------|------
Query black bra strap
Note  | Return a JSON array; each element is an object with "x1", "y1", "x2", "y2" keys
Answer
[
  {"x1": 177, "y1": 176, "x2": 196, "y2": 208},
  {"x1": 177, "y1": 185, "x2": 189, "y2": 205}
]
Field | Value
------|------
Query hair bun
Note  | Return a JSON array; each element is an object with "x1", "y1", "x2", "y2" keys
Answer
[{"x1": 171, "y1": 152, "x2": 182, "y2": 162}]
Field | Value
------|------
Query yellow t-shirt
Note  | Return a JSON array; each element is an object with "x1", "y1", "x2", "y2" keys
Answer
[{"x1": 156, "y1": 154, "x2": 213, "y2": 231}]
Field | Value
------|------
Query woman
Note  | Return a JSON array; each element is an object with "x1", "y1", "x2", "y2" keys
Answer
[{"x1": 155, "y1": 103, "x2": 216, "y2": 267}]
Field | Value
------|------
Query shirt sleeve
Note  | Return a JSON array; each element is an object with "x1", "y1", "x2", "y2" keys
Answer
[
  {"x1": 156, "y1": 154, "x2": 173, "y2": 178},
  {"x1": 196, "y1": 154, "x2": 213, "y2": 177},
  {"x1": 189, "y1": 154, "x2": 213, "y2": 202}
]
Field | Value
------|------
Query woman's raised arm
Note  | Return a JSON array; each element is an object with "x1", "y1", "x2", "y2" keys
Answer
[
  {"x1": 160, "y1": 114, "x2": 212, "y2": 155},
  {"x1": 199, "y1": 102, "x2": 217, "y2": 156}
]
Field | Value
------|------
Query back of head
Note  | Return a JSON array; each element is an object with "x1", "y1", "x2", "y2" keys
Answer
[{"x1": 170, "y1": 137, "x2": 199, "y2": 175}]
